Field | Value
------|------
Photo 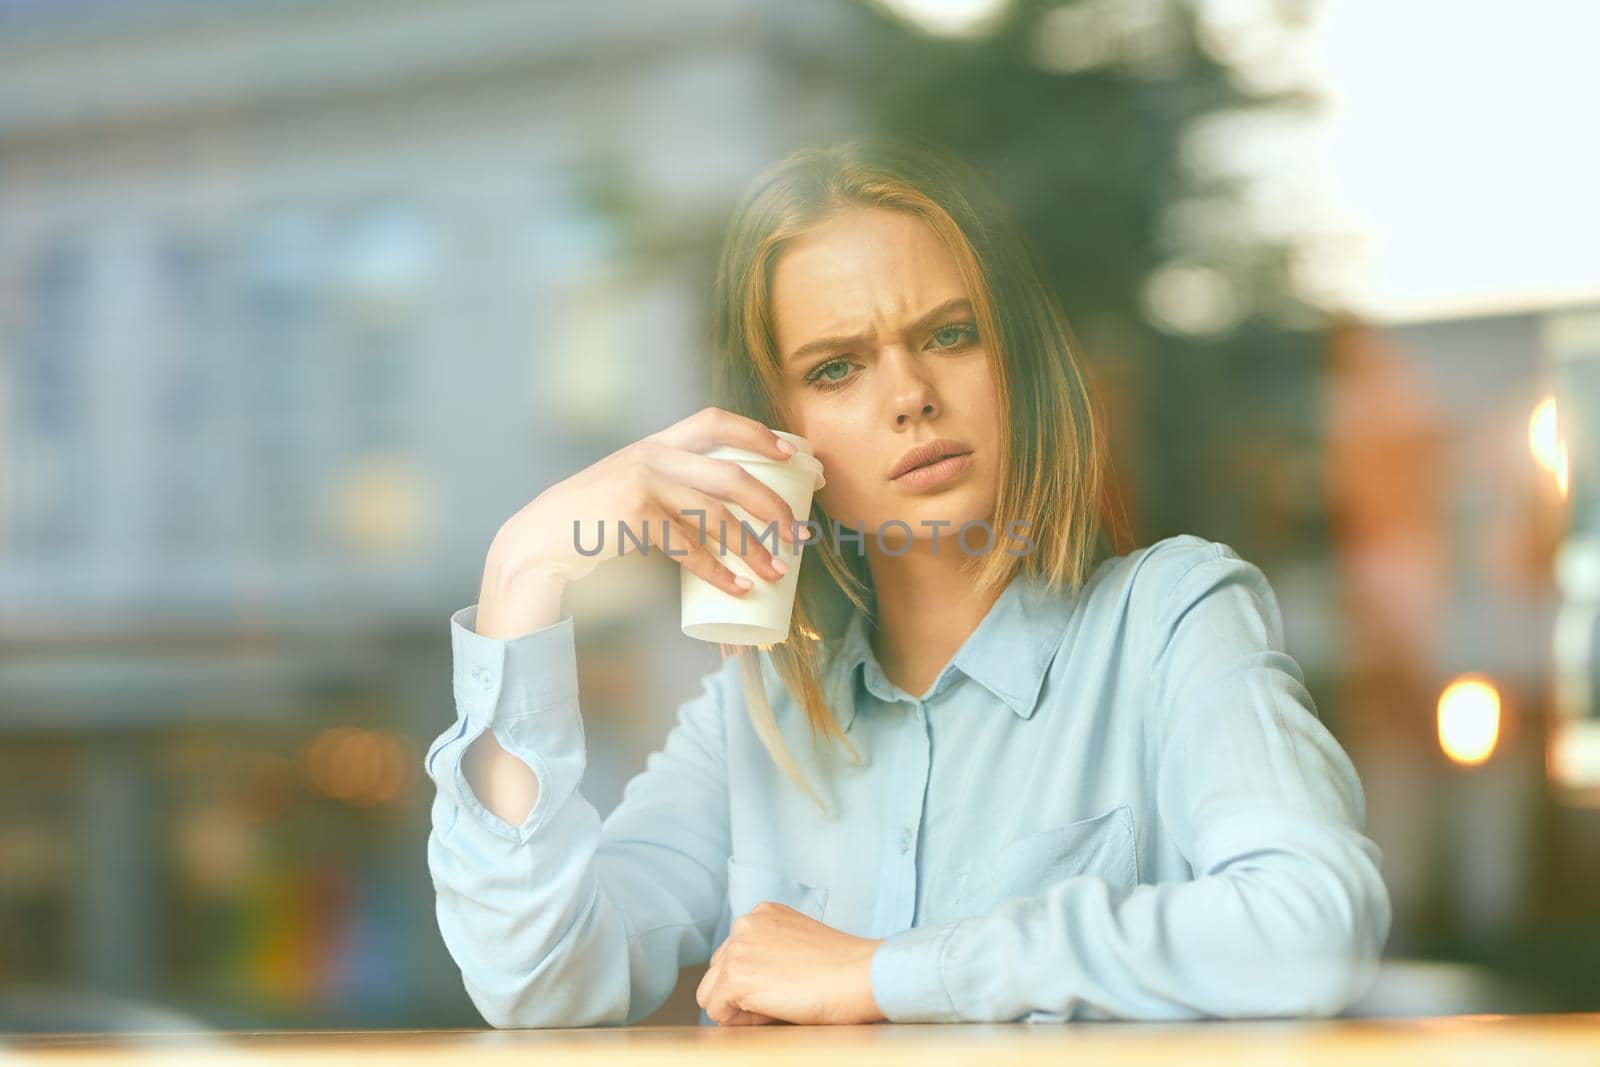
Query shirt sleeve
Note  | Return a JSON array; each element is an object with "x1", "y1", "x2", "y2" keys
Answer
[
  {"x1": 424, "y1": 604, "x2": 732, "y2": 1028},
  {"x1": 868, "y1": 539, "x2": 1393, "y2": 1022}
]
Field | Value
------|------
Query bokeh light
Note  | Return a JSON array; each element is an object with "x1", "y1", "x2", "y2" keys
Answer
[
  {"x1": 1438, "y1": 675, "x2": 1502, "y2": 767},
  {"x1": 299, "y1": 727, "x2": 415, "y2": 808},
  {"x1": 1528, "y1": 396, "x2": 1560, "y2": 472}
]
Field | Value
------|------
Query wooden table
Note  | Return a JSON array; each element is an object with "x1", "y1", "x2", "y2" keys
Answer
[{"x1": 5, "y1": 1015, "x2": 1599, "y2": 1065}]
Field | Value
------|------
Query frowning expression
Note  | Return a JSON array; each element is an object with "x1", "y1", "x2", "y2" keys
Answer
[{"x1": 771, "y1": 206, "x2": 1003, "y2": 546}]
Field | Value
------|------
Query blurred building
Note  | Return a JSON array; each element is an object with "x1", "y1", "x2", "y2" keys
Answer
[{"x1": 0, "y1": 0, "x2": 859, "y2": 1028}]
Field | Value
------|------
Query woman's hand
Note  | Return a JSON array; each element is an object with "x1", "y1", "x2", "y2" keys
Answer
[
  {"x1": 696, "y1": 903, "x2": 887, "y2": 1026},
  {"x1": 477, "y1": 406, "x2": 803, "y2": 639}
]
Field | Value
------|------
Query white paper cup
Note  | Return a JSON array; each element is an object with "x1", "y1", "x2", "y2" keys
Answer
[{"x1": 681, "y1": 429, "x2": 825, "y2": 645}]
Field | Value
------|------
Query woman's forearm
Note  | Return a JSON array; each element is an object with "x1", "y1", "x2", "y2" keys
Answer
[
  {"x1": 426, "y1": 589, "x2": 736, "y2": 1028},
  {"x1": 461, "y1": 553, "x2": 568, "y2": 826},
  {"x1": 476, "y1": 535, "x2": 567, "y2": 640},
  {"x1": 462, "y1": 728, "x2": 541, "y2": 826}
]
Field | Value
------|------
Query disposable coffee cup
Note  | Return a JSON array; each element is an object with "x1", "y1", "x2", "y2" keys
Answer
[{"x1": 681, "y1": 429, "x2": 825, "y2": 645}]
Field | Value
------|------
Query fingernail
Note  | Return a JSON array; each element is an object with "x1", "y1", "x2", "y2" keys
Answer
[
  {"x1": 775, "y1": 437, "x2": 797, "y2": 455},
  {"x1": 770, "y1": 557, "x2": 789, "y2": 577},
  {"x1": 733, "y1": 575, "x2": 754, "y2": 590}
]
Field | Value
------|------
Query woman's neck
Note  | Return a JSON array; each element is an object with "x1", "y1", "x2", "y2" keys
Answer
[{"x1": 864, "y1": 544, "x2": 1005, "y2": 699}]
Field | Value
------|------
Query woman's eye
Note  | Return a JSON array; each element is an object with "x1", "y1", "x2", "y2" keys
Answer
[
  {"x1": 930, "y1": 322, "x2": 979, "y2": 349},
  {"x1": 803, "y1": 324, "x2": 976, "y2": 392},
  {"x1": 805, "y1": 358, "x2": 854, "y2": 391}
]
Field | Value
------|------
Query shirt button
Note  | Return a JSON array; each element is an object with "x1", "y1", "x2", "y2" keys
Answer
[
  {"x1": 471, "y1": 667, "x2": 492, "y2": 690},
  {"x1": 898, "y1": 826, "x2": 913, "y2": 854}
]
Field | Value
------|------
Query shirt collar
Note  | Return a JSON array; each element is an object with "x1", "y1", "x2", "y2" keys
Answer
[{"x1": 825, "y1": 571, "x2": 1076, "y2": 733}]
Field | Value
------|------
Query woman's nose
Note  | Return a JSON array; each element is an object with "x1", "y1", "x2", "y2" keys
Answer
[{"x1": 885, "y1": 350, "x2": 941, "y2": 424}]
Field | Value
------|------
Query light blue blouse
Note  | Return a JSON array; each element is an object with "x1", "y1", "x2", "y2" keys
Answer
[{"x1": 423, "y1": 533, "x2": 1391, "y2": 1026}]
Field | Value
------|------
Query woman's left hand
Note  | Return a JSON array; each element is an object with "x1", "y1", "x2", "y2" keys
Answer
[{"x1": 696, "y1": 902, "x2": 887, "y2": 1025}]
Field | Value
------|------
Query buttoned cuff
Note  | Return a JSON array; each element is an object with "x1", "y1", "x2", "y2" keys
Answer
[
  {"x1": 427, "y1": 604, "x2": 586, "y2": 842},
  {"x1": 450, "y1": 604, "x2": 580, "y2": 719},
  {"x1": 870, "y1": 919, "x2": 964, "y2": 1022}
]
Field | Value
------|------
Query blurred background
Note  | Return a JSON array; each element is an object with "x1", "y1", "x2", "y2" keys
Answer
[{"x1": 1, "y1": 0, "x2": 1597, "y2": 1033}]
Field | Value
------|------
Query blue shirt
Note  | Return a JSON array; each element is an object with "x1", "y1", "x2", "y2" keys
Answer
[{"x1": 424, "y1": 533, "x2": 1391, "y2": 1026}]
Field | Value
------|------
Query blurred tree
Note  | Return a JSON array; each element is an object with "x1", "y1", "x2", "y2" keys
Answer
[{"x1": 842, "y1": 0, "x2": 1330, "y2": 556}]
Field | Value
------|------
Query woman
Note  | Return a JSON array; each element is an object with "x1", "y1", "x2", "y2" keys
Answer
[{"x1": 424, "y1": 137, "x2": 1392, "y2": 1027}]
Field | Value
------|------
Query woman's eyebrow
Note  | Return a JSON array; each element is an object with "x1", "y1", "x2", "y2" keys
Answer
[{"x1": 786, "y1": 297, "x2": 973, "y2": 364}]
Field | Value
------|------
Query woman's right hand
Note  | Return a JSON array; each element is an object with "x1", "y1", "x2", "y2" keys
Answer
[{"x1": 476, "y1": 406, "x2": 806, "y2": 640}]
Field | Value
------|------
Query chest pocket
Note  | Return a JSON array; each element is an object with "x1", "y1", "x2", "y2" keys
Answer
[
  {"x1": 955, "y1": 804, "x2": 1137, "y2": 913},
  {"x1": 726, "y1": 858, "x2": 829, "y2": 923}
]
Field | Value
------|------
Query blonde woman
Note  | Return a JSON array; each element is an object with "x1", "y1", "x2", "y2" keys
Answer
[{"x1": 424, "y1": 137, "x2": 1391, "y2": 1027}]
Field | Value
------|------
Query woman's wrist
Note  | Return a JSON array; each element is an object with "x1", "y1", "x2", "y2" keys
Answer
[{"x1": 476, "y1": 544, "x2": 568, "y2": 640}]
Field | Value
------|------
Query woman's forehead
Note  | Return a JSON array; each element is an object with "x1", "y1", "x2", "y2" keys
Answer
[
  {"x1": 777, "y1": 208, "x2": 954, "y2": 287},
  {"x1": 771, "y1": 211, "x2": 968, "y2": 347}
]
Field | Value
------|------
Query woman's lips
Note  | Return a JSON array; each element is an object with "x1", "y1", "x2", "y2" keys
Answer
[{"x1": 891, "y1": 450, "x2": 974, "y2": 490}]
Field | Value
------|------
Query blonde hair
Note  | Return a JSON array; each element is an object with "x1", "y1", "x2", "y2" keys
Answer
[{"x1": 708, "y1": 134, "x2": 1119, "y2": 810}]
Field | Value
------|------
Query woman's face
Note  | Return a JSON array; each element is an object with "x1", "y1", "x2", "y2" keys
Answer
[{"x1": 771, "y1": 206, "x2": 1003, "y2": 549}]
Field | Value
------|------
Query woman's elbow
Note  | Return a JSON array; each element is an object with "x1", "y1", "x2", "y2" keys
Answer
[
  {"x1": 464, "y1": 962, "x2": 632, "y2": 1029},
  {"x1": 465, "y1": 976, "x2": 559, "y2": 1030},
  {"x1": 1211, "y1": 852, "x2": 1391, "y2": 1019},
  {"x1": 1279, "y1": 934, "x2": 1382, "y2": 1017},
  {"x1": 1271, "y1": 878, "x2": 1391, "y2": 1017}
]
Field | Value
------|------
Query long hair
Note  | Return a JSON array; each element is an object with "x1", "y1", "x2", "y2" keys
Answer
[{"x1": 708, "y1": 134, "x2": 1115, "y2": 810}]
